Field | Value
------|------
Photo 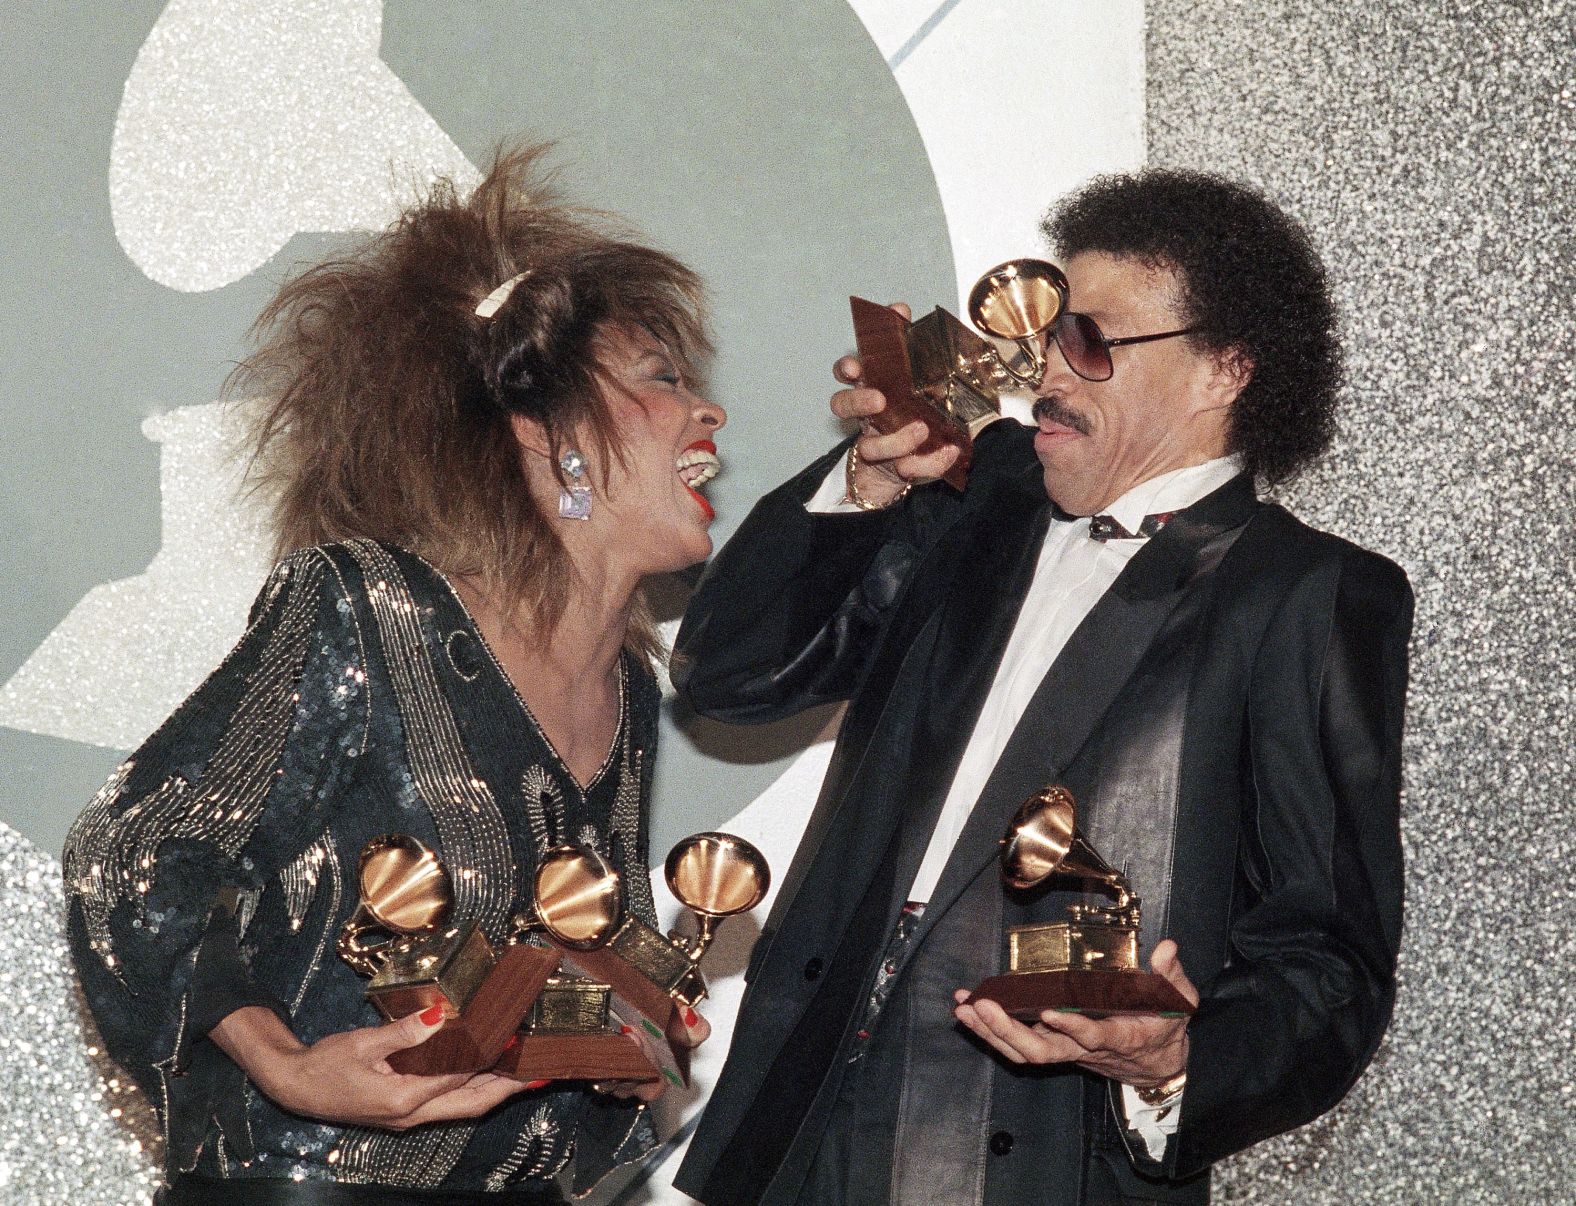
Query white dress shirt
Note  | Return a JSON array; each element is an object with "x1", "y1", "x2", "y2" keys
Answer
[
  {"x1": 809, "y1": 445, "x2": 1244, "y2": 1157},
  {"x1": 902, "y1": 453, "x2": 1242, "y2": 903},
  {"x1": 809, "y1": 448, "x2": 1242, "y2": 901}
]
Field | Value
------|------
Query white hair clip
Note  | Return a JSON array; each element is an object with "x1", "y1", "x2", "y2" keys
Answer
[{"x1": 474, "y1": 269, "x2": 532, "y2": 319}]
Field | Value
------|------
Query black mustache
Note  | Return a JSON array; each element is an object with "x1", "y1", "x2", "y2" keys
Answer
[{"x1": 1031, "y1": 397, "x2": 1091, "y2": 435}]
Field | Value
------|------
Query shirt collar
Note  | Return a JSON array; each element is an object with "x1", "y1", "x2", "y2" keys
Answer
[{"x1": 1103, "y1": 455, "x2": 1245, "y2": 536}]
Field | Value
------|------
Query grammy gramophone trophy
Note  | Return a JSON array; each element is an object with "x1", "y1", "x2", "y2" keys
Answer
[
  {"x1": 336, "y1": 833, "x2": 559, "y2": 1076},
  {"x1": 502, "y1": 832, "x2": 770, "y2": 1088},
  {"x1": 967, "y1": 787, "x2": 1196, "y2": 1019},
  {"x1": 850, "y1": 258, "x2": 1068, "y2": 489},
  {"x1": 495, "y1": 845, "x2": 663, "y2": 1086}
]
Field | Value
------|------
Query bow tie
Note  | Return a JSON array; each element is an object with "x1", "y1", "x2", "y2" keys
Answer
[{"x1": 1086, "y1": 511, "x2": 1176, "y2": 542}]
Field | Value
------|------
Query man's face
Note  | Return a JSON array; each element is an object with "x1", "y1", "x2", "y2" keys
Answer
[{"x1": 1031, "y1": 252, "x2": 1236, "y2": 516}]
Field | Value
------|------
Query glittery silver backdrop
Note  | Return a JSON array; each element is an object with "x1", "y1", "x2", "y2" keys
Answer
[
  {"x1": 0, "y1": 826, "x2": 162, "y2": 1204},
  {"x1": 1149, "y1": 1, "x2": 1576, "y2": 1201}
]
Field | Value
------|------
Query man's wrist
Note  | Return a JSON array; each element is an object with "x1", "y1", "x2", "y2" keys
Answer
[
  {"x1": 1131, "y1": 1067, "x2": 1187, "y2": 1106},
  {"x1": 1126, "y1": 1033, "x2": 1188, "y2": 1103},
  {"x1": 845, "y1": 443, "x2": 911, "y2": 510}
]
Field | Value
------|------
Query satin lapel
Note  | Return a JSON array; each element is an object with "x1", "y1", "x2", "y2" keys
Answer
[
  {"x1": 914, "y1": 474, "x2": 1260, "y2": 938},
  {"x1": 915, "y1": 499, "x2": 1054, "y2": 759},
  {"x1": 873, "y1": 494, "x2": 1053, "y2": 894},
  {"x1": 766, "y1": 488, "x2": 1053, "y2": 947}
]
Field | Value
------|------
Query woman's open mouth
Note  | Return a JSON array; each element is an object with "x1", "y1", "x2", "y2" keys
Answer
[{"x1": 677, "y1": 440, "x2": 720, "y2": 519}]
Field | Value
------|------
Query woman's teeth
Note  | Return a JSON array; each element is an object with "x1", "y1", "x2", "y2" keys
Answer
[{"x1": 677, "y1": 447, "x2": 721, "y2": 488}]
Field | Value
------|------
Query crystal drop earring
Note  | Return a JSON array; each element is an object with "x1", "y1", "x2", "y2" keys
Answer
[{"x1": 558, "y1": 449, "x2": 593, "y2": 520}]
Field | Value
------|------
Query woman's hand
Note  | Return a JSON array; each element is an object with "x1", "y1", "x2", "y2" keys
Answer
[
  {"x1": 832, "y1": 302, "x2": 961, "y2": 506},
  {"x1": 211, "y1": 1004, "x2": 536, "y2": 1130},
  {"x1": 593, "y1": 1006, "x2": 713, "y2": 1103}
]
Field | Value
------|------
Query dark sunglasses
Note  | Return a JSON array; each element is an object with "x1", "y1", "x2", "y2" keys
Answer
[{"x1": 1050, "y1": 312, "x2": 1195, "y2": 382}]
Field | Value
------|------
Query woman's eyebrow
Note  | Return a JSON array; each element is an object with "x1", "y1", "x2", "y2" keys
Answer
[{"x1": 636, "y1": 349, "x2": 678, "y2": 372}]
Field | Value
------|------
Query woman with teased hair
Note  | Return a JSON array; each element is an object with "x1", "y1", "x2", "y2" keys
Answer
[{"x1": 63, "y1": 143, "x2": 722, "y2": 1203}]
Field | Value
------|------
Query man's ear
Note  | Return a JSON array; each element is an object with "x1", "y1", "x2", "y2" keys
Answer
[
  {"x1": 509, "y1": 412, "x2": 553, "y2": 460},
  {"x1": 1211, "y1": 345, "x2": 1255, "y2": 405}
]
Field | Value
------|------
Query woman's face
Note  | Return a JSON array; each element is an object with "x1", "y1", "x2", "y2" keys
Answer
[{"x1": 587, "y1": 325, "x2": 727, "y2": 576}]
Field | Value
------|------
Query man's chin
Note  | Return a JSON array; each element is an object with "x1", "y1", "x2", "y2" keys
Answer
[{"x1": 1040, "y1": 471, "x2": 1101, "y2": 518}]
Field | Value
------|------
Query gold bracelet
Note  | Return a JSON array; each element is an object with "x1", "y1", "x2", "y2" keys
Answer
[
  {"x1": 1133, "y1": 1068, "x2": 1187, "y2": 1107},
  {"x1": 845, "y1": 442, "x2": 911, "y2": 511}
]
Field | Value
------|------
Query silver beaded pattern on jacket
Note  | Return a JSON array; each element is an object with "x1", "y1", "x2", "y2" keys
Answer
[
  {"x1": 341, "y1": 540, "x2": 516, "y2": 944},
  {"x1": 328, "y1": 541, "x2": 528, "y2": 1189},
  {"x1": 278, "y1": 835, "x2": 343, "y2": 1015},
  {"x1": 63, "y1": 551, "x2": 327, "y2": 981},
  {"x1": 484, "y1": 1103, "x2": 574, "y2": 1192}
]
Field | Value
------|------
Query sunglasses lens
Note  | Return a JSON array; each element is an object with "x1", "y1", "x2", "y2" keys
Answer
[{"x1": 1055, "y1": 314, "x2": 1113, "y2": 381}]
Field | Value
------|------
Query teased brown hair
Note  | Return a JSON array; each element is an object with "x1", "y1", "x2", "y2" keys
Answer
[{"x1": 230, "y1": 142, "x2": 712, "y2": 662}]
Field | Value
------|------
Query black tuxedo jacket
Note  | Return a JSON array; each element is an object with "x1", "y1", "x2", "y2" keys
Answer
[{"x1": 672, "y1": 424, "x2": 1412, "y2": 1205}]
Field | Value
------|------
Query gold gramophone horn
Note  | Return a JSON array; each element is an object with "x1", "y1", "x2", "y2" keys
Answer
[
  {"x1": 966, "y1": 258, "x2": 1069, "y2": 386},
  {"x1": 664, "y1": 832, "x2": 771, "y2": 960},
  {"x1": 516, "y1": 845, "x2": 625, "y2": 951},
  {"x1": 337, "y1": 834, "x2": 452, "y2": 976},
  {"x1": 1000, "y1": 786, "x2": 1125, "y2": 898}
]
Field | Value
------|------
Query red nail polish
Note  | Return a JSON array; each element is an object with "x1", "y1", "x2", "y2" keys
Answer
[
  {"x1": 503, "y1": 1034, "x2": 518, "y2": 1051},
  {"x1": 419, "y1": 1004, "x2": 444, "y2": 1026},
  {"x1": 619, "y1": 1024, "x2": 635, "y2": 1035},
  {"x1": 525, "y1": 1078, "x2": 550, "y2": 1090},
  {"x1": 683, "y1": 1007, "x2": 700, "y2": 1028}
]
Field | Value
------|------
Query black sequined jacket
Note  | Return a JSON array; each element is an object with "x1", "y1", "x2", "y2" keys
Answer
[{"x1": 63, "y1": 539, "x2": 660, "y2": 1195}]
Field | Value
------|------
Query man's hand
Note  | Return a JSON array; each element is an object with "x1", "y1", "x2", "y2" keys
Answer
[
  {"x1": 212, "y1": 1004, "x2": 538, "y2": 1130},
  {"x1": 832, "y1": 302, "x2": 960, "y2": 506},
  {"x1": 951, "y1": 939, "x2": 1198, "y2": 1088}
]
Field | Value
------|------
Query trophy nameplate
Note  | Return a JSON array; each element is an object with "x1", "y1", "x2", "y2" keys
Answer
[
  {"x1": 848, "y1": 258, "x2": 1068, "y2": 491},
  {"x1": 966, "y1": 787, "x2": 1196, "y2": 1020},
  {"x1": 553, "y1": 915, "x2": 701, "y2": 1089},
  {"x1": 337, "y1": 834, "x2": 555, "y2": 1075},
  {"x1": 518, "y1": 832, "x2": 770, "y2": 1088},
  {"x1": 530, "y1": 974, "x2": 614, "y2": 1032},
  {"x1": 496, "y1": 974, "x2": 662, "y2": 1085}
]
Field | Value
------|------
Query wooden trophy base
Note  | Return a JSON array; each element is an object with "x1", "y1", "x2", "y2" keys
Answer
[
  {"x1": 968, "y1": 969, "x2": 1196, "y2": 1020},
  {"x1": 850, "y1": 297, "x2": 973, "y2": 490},
  {"x1": 496, "y1": 1031, "x2": 661, "y2": 1084},
  {"x1": 388, "y1": 944, "x2": 561, "y2": 1075},
  {"x1": 558, "y1": 945, "x2": 692, "y2": 1087}
]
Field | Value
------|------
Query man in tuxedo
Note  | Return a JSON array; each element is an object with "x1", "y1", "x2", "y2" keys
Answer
[{"x1": 672, "y1": 170, "x2": 1411, "y2": 1205}]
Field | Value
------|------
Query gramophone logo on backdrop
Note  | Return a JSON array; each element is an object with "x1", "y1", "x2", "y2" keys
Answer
[
  {"x1": 0, "y1": 0, "x2": 1141, "y2": 763},
  {"x1": 0, "y1": 0, "x2": 475, "y2": 750}
]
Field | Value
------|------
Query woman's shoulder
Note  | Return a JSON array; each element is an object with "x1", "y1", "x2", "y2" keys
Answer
[
  {"x1": 259, "y1": 539, "x2": 448, "y2": 614},
  {"x1": 270, "y1": 536, "x2": 419, "y2": 579},
  {"x1": 240, "y1": 539, "x2": 449, "y2": 667}
]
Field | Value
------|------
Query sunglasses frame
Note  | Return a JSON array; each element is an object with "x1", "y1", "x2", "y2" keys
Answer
[{"x1": 1053, "y1": 312, "x2": 1197, "y2": 382}]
